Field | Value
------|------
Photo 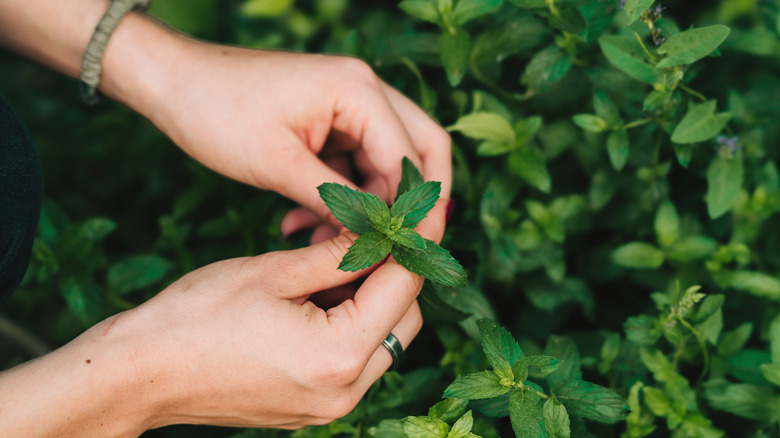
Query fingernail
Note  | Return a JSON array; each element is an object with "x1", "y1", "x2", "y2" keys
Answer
[{"x1": 445, "y1": 199, "x2": 455, "y2": 223}]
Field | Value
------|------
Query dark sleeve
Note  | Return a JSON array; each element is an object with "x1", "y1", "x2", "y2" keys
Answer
[{"x1": 0, "y1": 94, "x2": 43, "y2": 307}]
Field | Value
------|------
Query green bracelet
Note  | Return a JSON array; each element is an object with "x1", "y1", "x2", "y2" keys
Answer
[{"x1": 79, "y1": 0, "x2": 150, "y2": 105}]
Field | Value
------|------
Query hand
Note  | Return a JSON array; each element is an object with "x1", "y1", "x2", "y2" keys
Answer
[
  {"x1": 0, "y1": 229, "x2": 431, "y2": 436},
  {"x1": 138, "y1": 40, "x2": 452, "y2": 242}
]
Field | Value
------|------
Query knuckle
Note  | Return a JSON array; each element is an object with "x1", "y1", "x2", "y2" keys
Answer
[
  {"x1": 315, "y1": 391, "x2": 361, "y2": 420},
  {"x1": 337, "y1": 57, "x2": 379, "y2": 88},
  {"x1": 315, "y1": 351, "x2": 364, "y2": 386}
]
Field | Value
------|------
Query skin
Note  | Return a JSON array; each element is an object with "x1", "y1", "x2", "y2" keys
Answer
[{"x1": 0, "y1": 0, "x2": 452, "y2": 436}]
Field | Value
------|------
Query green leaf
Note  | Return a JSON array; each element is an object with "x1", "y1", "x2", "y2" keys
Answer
[
  {"x1": 598, "y1": 36, "x2": 661, "y2": 84},
  {"x1": 107, "y1": 254, "x2": 174, "y2": 296},
  {"x1": 704, "y1": 382, "x2": 779, "y2": 422},
  {"x1": 477, "y1": 141, "x2": 513, "y2": 156},
  {"x1": 572, "y1": 114, "x2": 607, "y2": 133},
  {"x1": 760, "y1": 363, "x2": 780, "y2": 387},
  {"x1": 654, "y1": 201, "x2": 680, "y2": 248},
  {"x1": 363, "y1": 191, "x2": 393, "y2": 231},
  {"x1": 656, "y1": 25, "x2": 731, "y2": 68},
  {"x1": 448, "y1": 112, "x2": 516, "y2": 144},
  {"x1": 514, "y1": 355, "x2": 562, "y2": 379},
  {"x1": 477, "y1": 319, "x2": 524, "y2": 368},
  {"x1": 548, "y1": 7, "x2": 586, "y2": 35},
  {"x1": 509, "y1": 389, "x2": 547, "y2": 438},
  {"x1": 593, "y1": 91, "x2": 621, "y2": 127},
  {"x1": 624, "y1": 314, "x2": 661, "y2": 346},
  {"x1": 622, "y1": 0, "x2": 655, "y2": 24},
  {"x1": 606, "y1": 129, "x2": 630, "y2": 172},
  {"x1": 392, "y1": 240, "x2": 468, "y2": 287},
  {"x1": 389, "y1": 227, "x2": 427, "y2": 250},
  {"x1": 671, "y1": 100, "x2": 731, "y2": 144},
  {"x1": 704, "y1": 152, "x2": 743, "y2": 219},
  {"x1": 509, "y1": 0, "x2": 546, "y2": 7},
  {"x1": 399, "y1": 0, "x2": 443, "y2": 25},
  {"x1": 318, "y1": 183, "x2": 375, "y2": 234},
  {"x1": 665, "y1": 236, "x2": 717, "y2": 262},
  {"x1": 556, "y1": 381, "x2": 630, "y2": 424},
  {"x1": 338, "y1": 231, "x2": 393, "y2": 272},
  {"x1": 471, "y1": 13, "x2": 550, "y2": 65},
  {"x1": 770, "y1": 316, "x2": 780, "y2": 364},
  {"x1": 611, "y1": 242, "x2": 665, "y2": 269},
  {"x1": 429, "y1": 398, "x2": 470, "y2": 423},
  {"x1": 418, "y1": 282, "x2": 471, "y2": 323},
  {"x1": 240, "y1": 0, "x2": 294, "y2": 17},
  {"x1": 440, "y1": 28, "x2": 472, "y2": 87},
  {"x1": 521, "y1": 46, "x2": 573, "y2": 91},
  {"x1": 77, "y1": 218, "x2": 117, "y2": 241},
  {"x1": 543, "y1": 397, "x2": 571, "y2": 438},
  {"x1": 451, "y1": 0, "x2": 502, "y2": 26},
  {"x1": 544, "y1": 336, "x2": 582, "y2": 390},
  {"x1": 61, "y1": 276, "x2": 101, "y2": 326},
  {"x1": 720, "y1": 270, "x2": 780, "y2": 300},
  {"x1": 447, "y1": 410, "x2": 475, "y2": 438},
  {"x1": 691, "y1": 294, "x2": 725, "y2": 323},
  {"x1": 396, "y1": 156, "x2": 426, "y2": 202},
  {"x1": 402, "y1": 416, "x2": 451, "y2": 438},
  {"x1": 444, "y1": 371, "x2": 511, "y2": 399},
  {"x1": 508, "y1": 147, "x2": 551, "y2": 193},
  {"x1": 391, "y1": 181, "x2": 442, "y2": 228}
]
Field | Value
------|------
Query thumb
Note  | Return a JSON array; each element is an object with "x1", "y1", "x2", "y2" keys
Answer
[{"x1": 257, "y1": 232, "x2": 368, "y2": 300}]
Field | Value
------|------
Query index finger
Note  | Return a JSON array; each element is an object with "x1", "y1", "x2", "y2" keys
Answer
[{"x1": 325, "y1": 201, "x2": 448, "y2": 350}]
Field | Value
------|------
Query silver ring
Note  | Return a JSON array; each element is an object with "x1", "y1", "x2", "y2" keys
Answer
[{"x1": 382, "y1": 332, "x2": 405, "y2": 371}]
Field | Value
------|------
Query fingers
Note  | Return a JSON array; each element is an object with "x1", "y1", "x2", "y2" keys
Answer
[
  {"x1": 327, "y1": 258, "x2": 423, "y2": 353},
  {"x1": 330, "y1": 75, "x2": 423, "y2": 201},
  {"x1": 357, "y1": 301, "x2": 422, "y2": 384},
  {"x1": 380, "y1": 82, "x2": 453, "y2": 199}
]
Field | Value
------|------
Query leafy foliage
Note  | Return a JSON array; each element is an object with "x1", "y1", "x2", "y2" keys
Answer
[
  {"x1": 319, "y1": 158, "x2": 467, "y2": 287},
  {"x1": 4, "y1": 0, "x2": 780, "y2": 437}
]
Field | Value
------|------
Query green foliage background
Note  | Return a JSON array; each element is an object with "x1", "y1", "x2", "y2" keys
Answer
[{"x1": 3, "y1": 0, "x2": 780, "y2": 436}]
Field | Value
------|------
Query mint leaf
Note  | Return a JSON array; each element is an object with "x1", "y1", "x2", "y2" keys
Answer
[
  {"x1": 396, "y1": 157, "x2": 425, "y2": 202},
  {"x1": 389, "y1": 227, "x2": 427, "y2": 250},
  {"x1": 362, "y1": 191, "x2": 393, "y2": 231},
  {"x1": 429, "y1": 398, "x2": 470, "y2": 423},
  {"x1": 402, "y1": 416, "x2": 451, "y2": 438},
  {"x1": 444, "y1": 371, "x2": 511, "y2": 399},
  {"x1": 392, "y1": 240, "x2": 467, "y2": 288},
  {"x1": 513, "y1": 355, "x2": 562, "y2": 382},
  {"x1": 509, "y1": 388, "x2": 547, "y2": 438},
  {"x1": 477, "y1": 319, "x2": 524, "y2": 372},
  {"x1": 317, "y1": 183, "x2": 375, "y2": 234},
  {"x1": 543, "y1": 396, "x2": 571, "y2": 438},
  {"x1": 391, "y1": 181, "x2": 442, "y2": 228},
  {"x1": 447, "y1": 410, "x2": 475, "y2": 438},
  {"x1": 555, "y1": 381, "x2": 630, "y2": 424},
  {"x1": 338, "y1": 231, "x2": 393, "y2": 272}
]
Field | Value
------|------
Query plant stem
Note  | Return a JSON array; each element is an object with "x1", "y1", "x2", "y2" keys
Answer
[{"x1": 678, "y1": 316, "x2": 710, "y2": 384}]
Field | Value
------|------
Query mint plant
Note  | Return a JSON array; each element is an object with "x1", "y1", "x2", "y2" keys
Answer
[
  {"x1": 443, "y1": 319, "x2": 629, "y2": 437},
  {"x1": 317, "y1": 158, "x2": 467, "y2": 288}
]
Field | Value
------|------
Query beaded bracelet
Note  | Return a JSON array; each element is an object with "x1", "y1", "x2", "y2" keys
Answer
[{"x1": 79, "y1": 0, "x2": 150, "y2": 105}]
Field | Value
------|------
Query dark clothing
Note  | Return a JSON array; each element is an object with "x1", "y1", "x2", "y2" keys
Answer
[{"x1": 0, "y1": 93, "x2": 43, "y2": 306}]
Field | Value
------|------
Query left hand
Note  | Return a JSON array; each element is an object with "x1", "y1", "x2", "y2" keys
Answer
[{"x1": 138, "y1": 39, "x2": 452, "y2": 242}]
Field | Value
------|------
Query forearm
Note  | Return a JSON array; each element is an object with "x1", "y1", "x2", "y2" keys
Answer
[
  {"x1": 0, "y1": 313, "x2": 157, "y2": 437},
  {"x1": 0, "y1": 0, "x2": 187, "y2": 116}
]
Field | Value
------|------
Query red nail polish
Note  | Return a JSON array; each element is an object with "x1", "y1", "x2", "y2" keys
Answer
[{"x1": 445, "y1": 199, "x2": 455, "y2": 223}]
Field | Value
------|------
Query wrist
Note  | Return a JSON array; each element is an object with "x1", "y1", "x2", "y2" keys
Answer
[
  {"x1": 0, "y1": 311, "x2": 161, "y2": 437},
  {"x1": 99, "y1": 11, "x2": 189, "y2": 119}
]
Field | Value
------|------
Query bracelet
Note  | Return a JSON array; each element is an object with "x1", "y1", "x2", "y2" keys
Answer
[{"x1": 79, "y1": 0, "x2": 150, "y2": 105}]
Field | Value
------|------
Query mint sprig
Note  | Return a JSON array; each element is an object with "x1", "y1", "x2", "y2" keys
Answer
[{"x1": 317, "y1": 157, "x2": 467, "y2": 288}]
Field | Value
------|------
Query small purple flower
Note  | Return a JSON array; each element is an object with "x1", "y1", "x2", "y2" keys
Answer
[
  {"x1": 619, "y1": 0, "x2": 626, "y2": 9},
  {"x1": 654, "y1": 36, "x2": 666, "y2": 47},
  {"x1": 716, "y1": 135, "x2": 739, "y2": 154}
]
